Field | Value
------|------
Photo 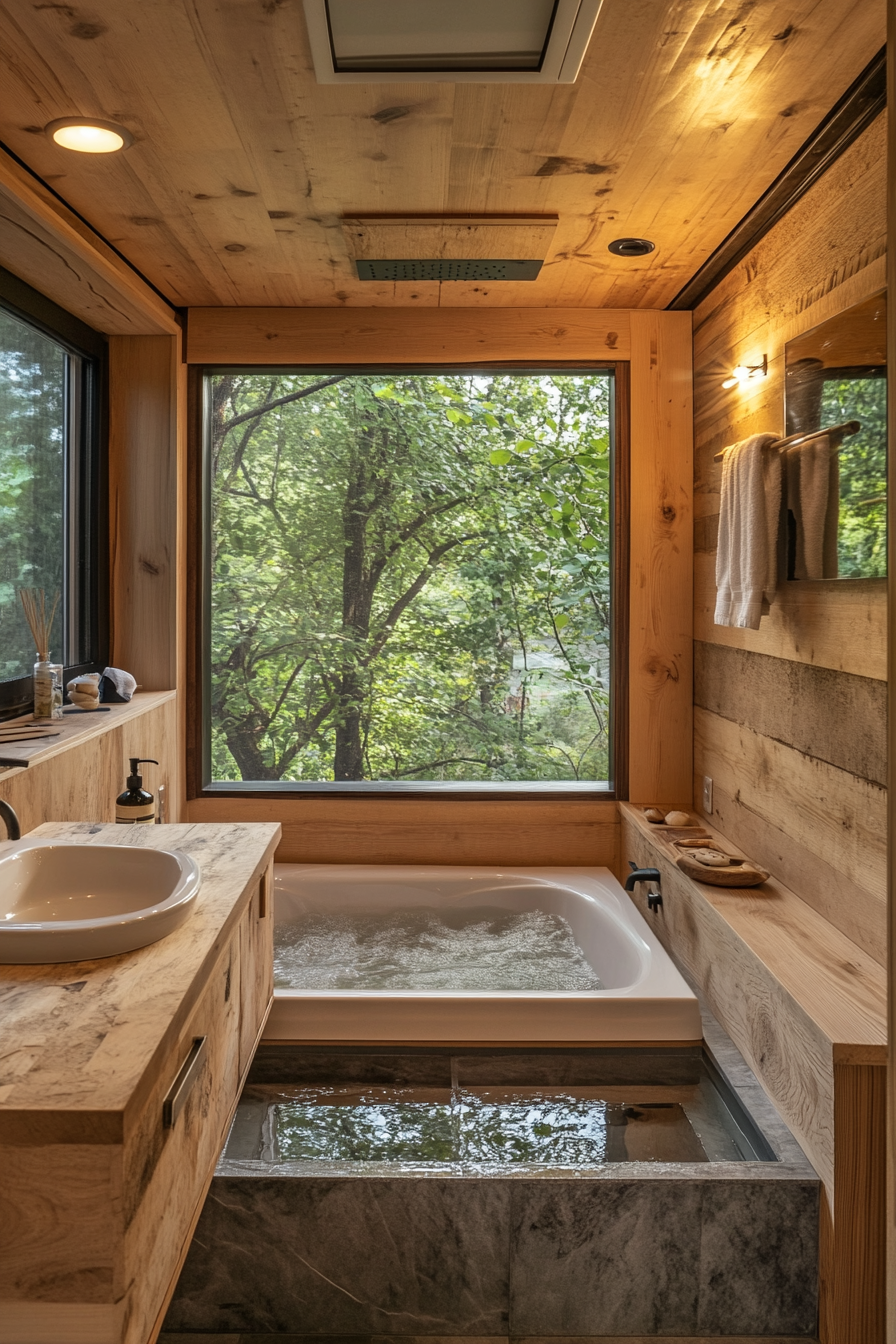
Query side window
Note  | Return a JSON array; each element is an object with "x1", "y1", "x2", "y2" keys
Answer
[{"x1": 0, "y1": 280, "x2": 106, "y2": 717}]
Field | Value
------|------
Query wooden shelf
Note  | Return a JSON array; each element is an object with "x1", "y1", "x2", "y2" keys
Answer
[
  {"x1": 620, "y1": 803, "x2": 885, "y2": 1064},
  {"x1": 0, "y1": 690, "x2": 175, "y2": 774}
]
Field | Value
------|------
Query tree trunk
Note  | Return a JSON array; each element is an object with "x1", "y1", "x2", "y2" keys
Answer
[
  {"x1": 333, "y1": 432, "x2": 376, "y2": 780},
  {"x1": 333, "y1": 671, "x2": 366, "y2": 780}
]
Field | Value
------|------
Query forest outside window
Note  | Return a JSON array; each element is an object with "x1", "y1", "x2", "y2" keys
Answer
[
  {"x1": 0, "y1": 278, "x2": 105, "y2": 718},
  {"x1": 203, "y1": 368, "x2": 619, "y2": 790}
]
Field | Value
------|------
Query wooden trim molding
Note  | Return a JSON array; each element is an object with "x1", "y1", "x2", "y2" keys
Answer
[
  {"x1": 185, "y1": 307, "x2": 630, "y2": 364},
  {"x1": 0, "y1": 143, "x2": 178, "y2": 337},
  {"x1": 109, "y1": 336, "x2": 180, "y2": 691},
  {"x1": 627, "y1": 311, "x2": 694, "y2": 805},
  {"x1": 186, "y1": 795, "x2": 621, "y2": 868},
  {"x1": 186, "y1": 307, "x2": 693, "y2": 825}
]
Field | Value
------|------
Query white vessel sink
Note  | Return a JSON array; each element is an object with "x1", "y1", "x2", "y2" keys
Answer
[{"x1": 0, "y1": 838, "x2": 201, "y2": 963}]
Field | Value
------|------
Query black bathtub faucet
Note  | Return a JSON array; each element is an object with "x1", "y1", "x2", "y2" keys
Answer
[
  {"x1": 624, "y1": 863, "x2": 662, "y2": 913},
  {"x1": 0, "y1": 798, "x2": 21, "y2": 841}
]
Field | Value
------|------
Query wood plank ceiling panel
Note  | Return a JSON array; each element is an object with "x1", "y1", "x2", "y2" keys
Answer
[{"x1": 0, "y1": 0, "x2": 884, "y2": 309}]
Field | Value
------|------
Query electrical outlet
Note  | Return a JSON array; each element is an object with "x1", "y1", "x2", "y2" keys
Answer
[{"x1": 702, "y1": 775, "x2": 713, "y2": 815}]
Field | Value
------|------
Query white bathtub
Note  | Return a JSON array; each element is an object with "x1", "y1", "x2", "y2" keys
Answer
[{"x1": 264, "y1": 865, "x2": 700, "y2": 1045}]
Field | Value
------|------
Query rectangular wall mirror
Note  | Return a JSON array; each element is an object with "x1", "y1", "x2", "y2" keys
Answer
[{"x1": 784, "y1": 289, "x2": 886, "y2": 579}]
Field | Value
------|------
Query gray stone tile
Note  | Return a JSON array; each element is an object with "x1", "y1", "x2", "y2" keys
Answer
[
  {"x1": 456, "y1": 1048, "x2": 701, "y2": 1089},
  {"x1": 158, "y1": 1336, "x2": 241, "y2": 1342},
  {"x1": 247, "y1": 1046, "x2": 453, "y2": 1087},
  {"x1": 164, "y1": 1177, "x2": 511, "y2": 1336},
  {"x1": 508, "y1": 1180, "x2": 702, "y2": 1335},
  {"x1": 696, "y1": 1180, "x2": 819, "y2": 1336}
]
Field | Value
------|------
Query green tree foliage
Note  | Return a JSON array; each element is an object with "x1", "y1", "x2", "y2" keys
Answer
[
  {"x1": 0, "y1": 311, "x2": 65, "y2": 679},
  {"x1": 821, "y1": 372, "x2": 887, "y2": 578},
  {"x1": 209, "y1": 371, "x2": 613, "y2": 783}
]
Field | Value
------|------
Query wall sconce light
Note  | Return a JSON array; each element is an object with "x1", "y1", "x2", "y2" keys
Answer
[{"x1": 722, "y1": 355, "x2": 768, "y2": 389}]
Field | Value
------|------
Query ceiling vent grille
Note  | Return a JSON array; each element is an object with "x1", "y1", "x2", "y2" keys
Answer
[{"x1": 356, "y1": 259, "x2": 544, "y2": 281}]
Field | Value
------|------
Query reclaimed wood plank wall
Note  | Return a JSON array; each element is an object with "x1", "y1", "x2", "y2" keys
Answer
[
  {"x1": 691, "y1": 111, "x2": 887, "y2": 1344},
  {"x1": 693, "y1": 111, "x2": 887, "y2": 968}
]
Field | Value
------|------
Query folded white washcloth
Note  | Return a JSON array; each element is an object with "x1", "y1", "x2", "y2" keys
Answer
[
  {"x1": 714, "y1": 433, "x2": 781, "y2": 629},
  {"x1": 101, "y1": 666, "x2": 137, "y2": 701}
]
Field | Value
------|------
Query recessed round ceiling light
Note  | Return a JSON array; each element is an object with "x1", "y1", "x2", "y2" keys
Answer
[
  {"x1": 607, "y1": 237, "x2": 655, "y2": 257},
  {"x1": 45, "y1": 117, "x2": 133, "y2": 153}
]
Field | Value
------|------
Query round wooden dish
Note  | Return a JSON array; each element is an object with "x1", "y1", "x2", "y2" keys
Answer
[{"x1": 675, "y1": 851, "x2": 769, "y2": 887}]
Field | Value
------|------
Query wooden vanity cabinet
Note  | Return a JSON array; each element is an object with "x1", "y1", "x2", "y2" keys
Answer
[{"x1": 0, "y1": 822, "x2": 280, "y2": 1344}]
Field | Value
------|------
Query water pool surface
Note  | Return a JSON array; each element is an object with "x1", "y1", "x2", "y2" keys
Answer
[
  {"x1": 226, "y1": 1057, "x2": 771, "y2": 1166},
  {"x1": 273, "y1": 906, "x2": 604, "y2": 992}
]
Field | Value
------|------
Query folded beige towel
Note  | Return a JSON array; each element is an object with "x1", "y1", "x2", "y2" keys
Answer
[
  {"x1": 785, "y1": 433, "x2": 839, "y2": 579},
  {"x1": 714, "y1": 433, "x2": 781, "y2": 629}
]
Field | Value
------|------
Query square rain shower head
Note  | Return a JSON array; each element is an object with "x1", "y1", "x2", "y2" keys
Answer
[{"x1": 355, "y1": 259, "x2": 544, "y2": 281}]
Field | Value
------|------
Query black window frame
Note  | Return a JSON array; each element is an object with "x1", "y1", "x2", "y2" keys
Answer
[
  {"x1": 0, "y1": 265, "x2": 108, "y2": 720},
  {"x1": 188, "y1": 360, "x2": 629, "y2": 800}
]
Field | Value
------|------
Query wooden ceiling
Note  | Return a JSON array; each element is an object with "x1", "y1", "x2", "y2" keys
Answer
[{"x1": 0, "y1": 0, "x2": 884, "y2": 310}]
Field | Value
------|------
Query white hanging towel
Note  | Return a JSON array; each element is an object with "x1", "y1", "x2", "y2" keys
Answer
[
  {"x1": 785, "y1": 432, "x2": 839, "y2": 580},
  {"x1": 714, "y1": 433, "x2": 781, "y2": 629}
]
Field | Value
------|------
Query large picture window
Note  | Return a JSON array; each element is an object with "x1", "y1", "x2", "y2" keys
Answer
[
  {"x1": 0, "y1": 271, "x2": 106, "y2": 717},
  {"x1": 202, "y1": 367, "x2": 621, "y2": 791}
]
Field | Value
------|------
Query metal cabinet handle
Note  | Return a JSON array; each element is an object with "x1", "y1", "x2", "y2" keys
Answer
[{"x1": 163, "y1": 1036, "x2": 207, "y2": 1128}]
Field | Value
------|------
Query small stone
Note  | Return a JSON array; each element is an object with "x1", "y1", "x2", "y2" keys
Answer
[
  {"x1": 693, "y1": 849, "x2": 731, "y2": 867},
  {"x1": 644, "y1": 807, "x2": 665, "y2": 823},
  {"x1": 664, "y1": 810, "x2": 691, "y2": 827}
]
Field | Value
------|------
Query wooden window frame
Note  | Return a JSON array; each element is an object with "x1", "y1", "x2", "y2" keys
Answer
[
  {"x1": 187, "y1": 360, "x2": 629, "y2": 800},
  {"x1": 0, "y1": 264, "x2": 108, "y2": 720}
]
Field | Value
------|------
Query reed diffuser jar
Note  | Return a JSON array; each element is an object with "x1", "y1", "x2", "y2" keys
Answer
[
  {"x1": 19, "y1": 589, "x2": 62, "y2": 721},
  {"x1": 32, "y1": 660, "x2": 63, "y2": 720}
]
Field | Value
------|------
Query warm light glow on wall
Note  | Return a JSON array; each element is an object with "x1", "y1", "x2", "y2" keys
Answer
[
  {"x1": 721, "y1": 355, "x2": 768, "y2": 389},
  {"x1": 45, "y1": 118, "x2": 133, "y2": 153}
]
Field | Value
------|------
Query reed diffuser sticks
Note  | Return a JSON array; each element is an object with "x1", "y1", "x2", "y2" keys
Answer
[
  {"x1": 19, "y1": 588, "x2": 62, "y2": 720},
  {"x1": 18, "y1": 587, "x2": 59, "y2": 661}
]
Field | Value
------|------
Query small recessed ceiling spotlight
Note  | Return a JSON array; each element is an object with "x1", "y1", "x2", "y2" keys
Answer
[
  {"x1": 722, "y1": 355, "x2": 768, "y2": 389},
  {"x1": 607, "y1": 237, "x2": 655, "y2": 257},
  {"x1": 45, "y1": 117, "x2": 133, "y2": 153}
]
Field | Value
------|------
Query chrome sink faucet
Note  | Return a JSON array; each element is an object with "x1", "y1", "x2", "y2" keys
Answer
[{"x1": 0, "y1": 799, "x2": 21, "y2": 841}]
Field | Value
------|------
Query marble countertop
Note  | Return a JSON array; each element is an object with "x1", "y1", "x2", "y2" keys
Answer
[{"x1": 0, "y1": 821, "x2": 280, "y2": 1139}]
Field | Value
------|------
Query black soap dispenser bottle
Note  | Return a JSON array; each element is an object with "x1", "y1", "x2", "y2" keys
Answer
[{"x1": 116, "y1": 758, "x2": 158, "y2": 824}]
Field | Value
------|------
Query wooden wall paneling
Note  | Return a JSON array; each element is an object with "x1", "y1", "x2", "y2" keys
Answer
[
  {"x1": 0, "y1": 145, "x2": 177, "y2": 336},
  {"x1": 695, "y1": 642, "x2": 887, "y2": 787},
  {"x1": 886, "y1": 14, "x2": 896, "y2": 1340},
  {"x1": 694, "y1": 559, "x2": 887, "y2": 679},
  {"x1": 0, "y1": 1, "x2": 885, "y2": 309},
  {"x1": 627, "y1": 310, "x2": 693, "y2": 805},
  {"x1": 185, "y1": 306, "x2": 630, "y2": 365},
  {"x1": 0, "y1": 694, "x2": 177, "y2": 834},
  {"x1": 695, "y1": 706, "x2": 886, "y2": 904},
  {"x1": 109, "y1": 335, "x2": 179, "y2": 694},
  {"x1": 186, "y1": 796, "x2": 620, "y2": 870},
  {"x1": 699, "y1": 773, "x2": 887, "y2": 968},
  {"x1": 694, "y1": 120, "x2": 885, "y2": 525}
]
